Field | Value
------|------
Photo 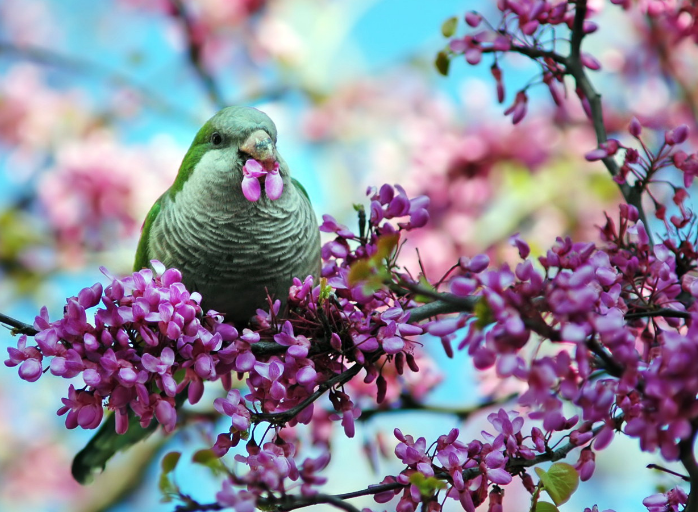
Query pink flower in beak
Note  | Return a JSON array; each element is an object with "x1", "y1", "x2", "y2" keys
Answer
[
  {"x1": 242, "y1": 159, "x2": 283, "y2": 202},
  {"x1": 265, "y1": 162, "x2": 283, "y2": 200}
]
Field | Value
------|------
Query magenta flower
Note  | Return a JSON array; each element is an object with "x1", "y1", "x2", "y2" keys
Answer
[
  {"x1": 265, "y1": 162, "x2": 283, "y2": 200},
  {"x1": 57, "y1": 385, "x2": 104, "y2": 429},
  {"x1": 5, "y1": 335, "x2": 43, "y2": 382},
  {"x1": 216, "y1": 481, "x2": 257, "y2": 512},
  {"x1": 214, "y1": 389, "x2": 251, "y2": 432},
  {"x1": 242, "y1": 159, "x2": 283, "y2": 201},
  {"x1": 242, "y1": 159, "x2": 265, "y2": 201}
]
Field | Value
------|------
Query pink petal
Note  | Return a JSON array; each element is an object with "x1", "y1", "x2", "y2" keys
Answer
[
  {"x1": 265, "y1": 172, "x2": 283, "y2": 200},
  {"x1": 242, "y1": 176, "x2": 261, "y2": 202},
  {"x1": 243, "y1": 159, "x2": 265, "y2": 178}
]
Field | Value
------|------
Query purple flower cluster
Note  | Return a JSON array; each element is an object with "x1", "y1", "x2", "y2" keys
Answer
[
  {"x1": 5, "y1": 262, "x2": 228, "y2": 433},
  {"x1": 444, "y1": 2, "x2": 601, "y2": 124},
  {"x1": 422, "y1": 197, "x2": 698, "y2": 485},
  {"x1": 611, "y1": 0, "x2": 698, "y2": 43},
  {"x1": 374, "y1": 409, "x2": 547, "y2": 512},
  {"x1": 216, "y1": 441, "x2": 330, "y2": 505},
  {"x1": 642, "y1": 487, "x2": 688, "y2": 512}
]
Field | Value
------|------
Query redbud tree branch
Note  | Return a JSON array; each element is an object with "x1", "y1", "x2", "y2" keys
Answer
[
  {"x1": 0, "y1": 42, "x2": 198, "y2": 124},
  {"x1": 680, "y1": 427, "x2": 698, "y2": 512},
  {"x1": 196, "y1": 418, "x2": 609, "y2": 512},
  {"x1": 0, "y1": 313, "x2": 38, "y2": 336},
  {"x1": 481, "y1": 1, "x2": 652, "y2": 243},
  {"x1": 166, "y1": 0, "x2": 226, "y2": 109},
  {"x1": 250, "y1": 364, "x2": 363, "y2": 425},
  {"x1": 263, "y1": 493, "x2": 363, "y2": 512},
  {"x1": 176, "y1": 493, "x2": 364, "y2": 512},
  {"x1": 565, "y1": 0, "x2": 651, "y2": 243},
  {"x1": 358, "y1": 392, "x2": 518, "y2": 423}
]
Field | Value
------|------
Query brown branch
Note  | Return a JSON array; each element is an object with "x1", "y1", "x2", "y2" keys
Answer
[
  {"x1": 563, "y1": 0, "x2": 652, "y2": 244},
  {"x1": 358, "y1": 392, "x2": 518, "y2": 423},
  {"x1": 269, "y1": 493, "x2": 362, "y2": 512},
  {"x1": 482, "y1": 44, "x2": 568, "y2": 67},
  {"x1": 407, "y1": 300, "x2": 470, "y2": 323},
  {"x1": 167, "y1": 0, "x2": 225, "y2": 109},
  {"x1": 0, "y1": 313, "x2": 38, "y2": 336},
  {"x1": 680, "y1": 428, "x2": 698, "y2": 512},
  {"x1": 0, "y1": 41, "x2": 198, "y2": 123},
  {"x1": 250, "y1": 364, "x2": 363, "y2": 425},
  {"x1": 624, "y1": 308, "x2": 691, "y2": 320}
]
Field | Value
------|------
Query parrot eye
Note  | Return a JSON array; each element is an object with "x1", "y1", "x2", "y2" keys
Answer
[{"x1": 210, "y1": 132, "x2": 223, "y2": 146}]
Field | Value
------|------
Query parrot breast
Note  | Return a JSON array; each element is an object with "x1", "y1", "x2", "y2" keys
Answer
[{"x1": 147, "y1": 159, "x2": 320, "y2": 324}]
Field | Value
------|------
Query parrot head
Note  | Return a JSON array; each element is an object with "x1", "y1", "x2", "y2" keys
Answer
[{"x1": 171, "y1": 106, "x2": 288, "y2": 201}]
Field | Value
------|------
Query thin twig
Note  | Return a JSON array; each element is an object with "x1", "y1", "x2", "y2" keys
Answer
[
  {"x1": 680, "y1": 428, "x2": 698, "y2": 512},
  {"x1": 0, "y1": 313, "x2": 38, "y2": 336},
  {"x1": 0, "y1": 41, "x2": 198, "y2": 124},
  {"x1": 563, "y1": 0, "x2": 653, "y2": 244},
  {"x1": 646, "y1": 463, "x2": 690, "y2": 482},
  {"x1": 358, "y1": 392, "x2": 518, "y2": 422},
  {"x1": 250, "y1": 364, "x2": 362, "y2": 425},
  {"x1": 624, "y1": 308, "x2": 691, "y2": 320},
  {"x1": 167, "y1": 0, "x2": 225, "y2": 109}
]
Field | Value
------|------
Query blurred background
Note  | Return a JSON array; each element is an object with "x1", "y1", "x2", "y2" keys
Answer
[{"x1": 1, "y1": 0, "x2": 696, "y2": 510}]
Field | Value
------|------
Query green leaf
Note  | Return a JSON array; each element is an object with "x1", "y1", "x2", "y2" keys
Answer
[
  {"x1": 408, "y1": 472, "x2": 447, "y2": 498},
  {"x1": 414, "y1": 275, "x2": 436, "y2": 303},
  {"x1": 347, "y1": 233, "x2": 399, "y2": 294},
  {"x1": 158, "y1": 451, "x2": 182, "y2": 502},
  {"x1": 348, "y1": 259, "x2": 372, "y2": 285},
  {"x1": 534, "y1": 501, "x2": 560, "y2": 512},
  {"x1": 441, "y1": 16, "x2": 458, "y2": 37},
  {"x1": 161, "y1": 451, "x2": 181, "y2": 473},
  {"x1": 319, "y1": 277, "x2": 332, "y2": 302},
  {"x1": 192, "y1": 449, "x2": 227, "y2": 476},
  {"x1": 474, "y1": 297, "x2": 493, "y2": 329},
  {"x1": 374, "y1": 233, "x2": 399, "y2": 261},
  {"x1": 435, "y1": 50, "x2": 450, "y2": 76},
  {"x1": 535, "y1": 463, "x2": 579, "y2": 506}
]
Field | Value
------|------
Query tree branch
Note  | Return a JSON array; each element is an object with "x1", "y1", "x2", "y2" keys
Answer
[
  {"x1": 203, "y1": 418, "x2": 611, "y2": 512},
  {"x1": 564, "y1": 0, "x2": 653, "y2": 244},
  {"x1": 250, "y1": 364, "x2": 363, "y2": 425},
  {"x1": 358, "y1": 392, "x2": 517, "y2": 423},
  {"x1": 680, "y1": 428, "x2": 698, "y2": 512},
  {"x1": 267, "y1": 493, "x2": 363, "y2": 512},
  {"x1": 0, "y1": 313, "x2": 38, "y2": 336},
  {"x1": 624, "y1": 308, "x2": 691, "y2": 320},
  {"x1": 167, "y1": 0, "x2": 225, "y2": 109},
  {"x1": 0, "y1": 41, "x2": 198, "y2": 123}
]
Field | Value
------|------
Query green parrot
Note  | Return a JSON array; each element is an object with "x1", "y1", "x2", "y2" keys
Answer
[{"x1": 72, "y1": 106, "x2": 321, "y2": 483}]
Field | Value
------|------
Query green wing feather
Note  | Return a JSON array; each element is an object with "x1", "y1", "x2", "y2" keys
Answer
[
  {"x1": 134, "y1": 193, "x2": 164, "y2": 271},
  {"x1": 72, "y1": 193, "x2": 167, "y2": 484},
  {"x1": 71, "y1": 410, "x2": 159, "y2": 484},
  {"x1": 292, "y1": 178, "x2": 311, "y2": 203}
]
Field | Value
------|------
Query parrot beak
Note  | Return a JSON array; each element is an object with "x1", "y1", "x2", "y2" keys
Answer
[{"x1": 241, "y1": 130, "x2": 276, "y2": 171}]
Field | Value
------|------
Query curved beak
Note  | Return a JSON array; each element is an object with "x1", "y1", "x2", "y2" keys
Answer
[{"x1": 240, "y1": 130, "x2": 276, "y2": 170}]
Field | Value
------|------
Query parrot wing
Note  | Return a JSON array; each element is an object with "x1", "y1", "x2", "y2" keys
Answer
[
  {"x1": 292, "y1": 177, "x2": 311, "y2": 202},
  {"x1": 71, "y1": 409, "x2": 158, "y2": 484},
  {"x1": 73, "y1": 192, "x2": 172, "y2": 484},
  {"x1": 134, "y1": 192, "x2": 165, "y2": 271}
]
